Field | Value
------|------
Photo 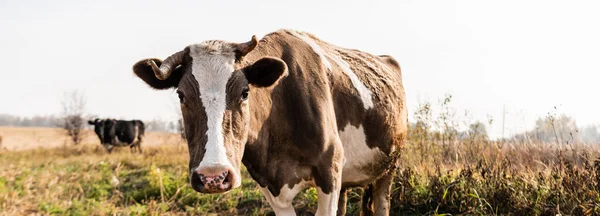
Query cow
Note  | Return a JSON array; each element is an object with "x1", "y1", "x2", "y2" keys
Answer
[
  {"x1": 88, "y1": 118, "x2": 145, "y2": 153},
  {"x1": 131, "y1": 29, "x2": 407, "y2": 216}
]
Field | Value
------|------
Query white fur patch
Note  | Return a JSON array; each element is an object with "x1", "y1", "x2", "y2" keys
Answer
[
  {"x1": 287, "y1": 30, "x2": 374, "y2": 110},
  {"x1": 189, "y1": 43, "x2": 236, "y2": 172},
  {"x1": 260, "y1": 180, "x2": 312, "y2": 215},
  {"x1": 316, "y1": 187, "x2": 340, "y2": 216},
  {"x1": 131, "y1": 125, "x2": 139, "y2": 144},
  {"x1": 113, "y1": 136, "x2": 130, "y2": 147},
  {"x1": 325, "y1": 52, "x2": 374, "y2": 110},
  {"x1": 339, "y1": 124, "x2": 384, "y2": 183},
  {"x1": 287, "y1": 30, "x2": 333, "y2": 71}
]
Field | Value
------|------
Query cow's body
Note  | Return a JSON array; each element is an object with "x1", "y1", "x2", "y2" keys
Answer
[
  {"x1": 241, "y1": 30, "x2": 406, "y2": 215},
  {"x1": 132, "y1": 29, "x2": 406, "y2": 215},
  {"x1": 88, "y1": 119, "x2": 145, "y2": 153}
]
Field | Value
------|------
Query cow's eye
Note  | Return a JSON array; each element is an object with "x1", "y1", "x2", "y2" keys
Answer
[
  {"x1": 241, "y1": 88, "x2": 249, "y2": 101},
  {"x1": 177, "y1": 90, "x2": 185, "y2": 103}
]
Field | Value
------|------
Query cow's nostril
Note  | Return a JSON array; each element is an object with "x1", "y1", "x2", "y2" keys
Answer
[
  {"x1": 223, "y1": 174, "x2": 231, "y2": 183},
  {"x1": 193, "y1": 168, "x2": 237, "y2": 193}
]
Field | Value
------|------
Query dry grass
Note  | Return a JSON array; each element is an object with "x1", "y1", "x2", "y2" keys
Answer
[
  {"x1": 0, "y1": 127, "x2": 599, "y2": 215},
  {"x1": 0, "y1": 128, "x2": 317, "y2": 216},
  {"x1": 0, "y1": 143, "x2": 277, "y2": 215},
  {"x1": 394, "y1": 138, "x2": 600, "y2": 215}
]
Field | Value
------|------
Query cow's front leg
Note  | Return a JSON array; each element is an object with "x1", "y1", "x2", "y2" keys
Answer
[
  {"x1": 373, "y1": 170, "x2": 395, "y2": 216},
  {"x1": 104, "y1": 144, "x2": 114, "y2": 153},
  {"x1": 337, "y1": 188, "x2": 348, "y2": 216},
  {"x1": 315, "y1": 139, "x2": 344, "y2": 216},
  {"x1": 316, "y1": 186, "x2": 341, "y2": 216},
  {"x1": 260, "y1": 181, "x2": 309, "y2": 216}
]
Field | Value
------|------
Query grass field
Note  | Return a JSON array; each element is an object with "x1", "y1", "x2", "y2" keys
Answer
[
  {"x1": 0, "y1": 127, "x2": 317, "y2": 215},
  {"x1": 0, "y1": 127, "x2": 599, "y2": 215}
]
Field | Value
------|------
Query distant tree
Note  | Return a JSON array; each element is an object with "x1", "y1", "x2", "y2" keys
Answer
[
  {"x1": 435, "y1": 94, "x2": 459, "y2": 160},
  {"x1": 536, "y1": 114, "x2": 579, "y2": 145},
  {"x1": 0, "y1": 114, "x2": 61, "y2": 127},
  {"x1": 177, "y1": 118, "x2": 185, "y2": 140},
  {"x1": 580, "y1": 125, "x2": 600, "y2": 143},
  {"x1": 171, "y1": 97, "x2": 186, "y2": 140},
  {"x1": 60, "y1": 90, "x2": 87, "y2": 145},
  {"x1": 468, "y1": 121, "x2": 489, "y2": 142},
  {"x1": 146, "y1": 119, "x2": 173, "y2": 132},
  {"x1": 512, "y1": 114, "x2": 581, "y2": 145},
  {"x1": 168, "y1": 121, "x2": 176, "y2": 133}
]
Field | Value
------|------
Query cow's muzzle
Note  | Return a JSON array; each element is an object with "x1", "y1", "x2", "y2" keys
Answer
[{"x1": 190, "y1": 166, "x2": 238, "y2": 193}]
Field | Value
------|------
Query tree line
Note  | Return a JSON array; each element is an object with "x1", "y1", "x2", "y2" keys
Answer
[
  {"x1": 0, "y1": 113, "x2": 179, "y2": 133},
  {"x1": 0, "y1": 114, "x2": 61, "y2": 128}
]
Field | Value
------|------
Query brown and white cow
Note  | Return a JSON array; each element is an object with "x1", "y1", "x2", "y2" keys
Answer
[{"x1": 132, "y1": 29, "x2": 407, "y2": 216}]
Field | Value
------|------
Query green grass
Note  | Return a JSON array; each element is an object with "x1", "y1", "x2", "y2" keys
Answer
[
  {"x1": 0, "y1": 139, "x2": 599, "y2": 215},
  {"x1": 0, "y1": 144, "x2": 321, "y2": 215}
]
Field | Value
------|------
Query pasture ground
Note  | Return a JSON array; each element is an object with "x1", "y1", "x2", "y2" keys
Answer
[{"x1": 0, "y1": 127, "x2": 599, "y2": 215}]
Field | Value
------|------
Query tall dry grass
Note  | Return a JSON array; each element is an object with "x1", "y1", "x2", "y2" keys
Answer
[
  {"x1": 1, "y1": 133, "x2": 597, "y2": 215},
  {"x1": 1, "y1": 95, "x2": 599, "y2": 215},
  {"x1": 390, "y1": 95, "x2": 600, "y2": 215}
]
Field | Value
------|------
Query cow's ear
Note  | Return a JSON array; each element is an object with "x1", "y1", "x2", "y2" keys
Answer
[
  {"x1": 133, "y1": 58, "x2": 185, "y2": 90},
  {"x1": 244, "y1": 57, "x2": 288, "y2": 88},
  {"x1": 88, "y1": 120, "x2": 94, "y2": 125}
]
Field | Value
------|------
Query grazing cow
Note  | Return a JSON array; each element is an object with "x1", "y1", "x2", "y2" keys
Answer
[
  {"x1": 88, "y1": 118, "x2": 145, "y2": 153},
  {"x1": 132, "y1": 29, "x2": 407, "y2": 216}
]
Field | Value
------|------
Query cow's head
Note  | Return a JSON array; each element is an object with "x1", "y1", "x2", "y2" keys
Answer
[
  {"x1": 88, "y1": 118, "x2": 105, "y2": 143},
  {"x1": 132, "y1": 36, "x2": 287, "y2": 193}
]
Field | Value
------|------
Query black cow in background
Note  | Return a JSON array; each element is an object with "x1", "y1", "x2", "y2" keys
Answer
[{"x1": 88, "y1": 118, "x2": 145, "y2": 153}]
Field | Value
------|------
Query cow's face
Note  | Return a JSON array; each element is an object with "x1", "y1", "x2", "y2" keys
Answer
[
  {"x1": 132, "y1": 36, "x2": 287, "y2": 194},
  {"x1": 88, "y1": 119, "x2": 105, "y2": 143}
]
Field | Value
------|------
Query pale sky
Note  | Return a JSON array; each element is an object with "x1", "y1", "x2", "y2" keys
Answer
[{"x1": 1, "y1": 0, "x2": 598, "y2": 138}]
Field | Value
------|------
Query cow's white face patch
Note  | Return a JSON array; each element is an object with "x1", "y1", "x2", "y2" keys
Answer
[
  {"x1": 188, "y1": 43, "x2": 236, "y2": 171},
  {"x1": 339, "y1": 124, "x2": 384, "y2": 183}
]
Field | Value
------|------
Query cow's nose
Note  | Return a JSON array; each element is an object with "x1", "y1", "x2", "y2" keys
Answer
[{"x1": 191, "y1": 167, "x2": 235, "y2": 193}]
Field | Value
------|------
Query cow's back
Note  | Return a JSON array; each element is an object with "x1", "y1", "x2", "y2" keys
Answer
[{"x1": 276, "y1": 30, "x2": 407, "y2": 186}]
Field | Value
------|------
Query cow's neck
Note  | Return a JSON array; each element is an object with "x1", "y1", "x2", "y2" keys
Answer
[
  {"x1": 237, "y1": 39, "x2": 306, "y2": 187},
  {"x1": 236, "y1": 32, "x2": 368, "y2": 189},
  {"x1": 241, "y1": 41, "x2": 283, "y2": 147}
]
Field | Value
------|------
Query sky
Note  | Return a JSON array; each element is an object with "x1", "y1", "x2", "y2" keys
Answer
[{"x1": 1, "y1": 0, "x2": 598, "y2": 139}]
